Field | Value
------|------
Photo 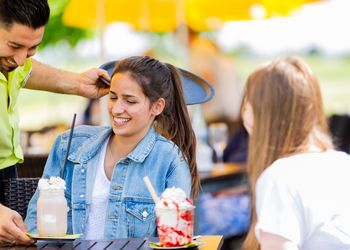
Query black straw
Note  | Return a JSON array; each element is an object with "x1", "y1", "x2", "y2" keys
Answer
[{"x1": 61, "y1": 113, "x2": 77, "y2": 178}]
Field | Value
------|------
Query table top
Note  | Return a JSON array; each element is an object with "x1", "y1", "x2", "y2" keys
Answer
[
  {"x1": 0, "y1": 235, "x2": 223, "y2": 250},
  {"x1": 199, "y1": 162, "x2": 246, "y2": 184}
]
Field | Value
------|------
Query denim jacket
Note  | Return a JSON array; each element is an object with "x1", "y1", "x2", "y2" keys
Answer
[{"x1": 25, "y1": 125, "x2": 191, "y2": 239}]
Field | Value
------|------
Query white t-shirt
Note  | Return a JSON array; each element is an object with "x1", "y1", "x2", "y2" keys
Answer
[
  {"x1": 84, "y1": 139, "x2": 110, "y2": 240},
  {"x1": 255, "y1": 150, "x2": 350, "y2": 250}
]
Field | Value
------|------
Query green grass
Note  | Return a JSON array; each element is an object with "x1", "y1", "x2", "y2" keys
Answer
[
  {"x1": 18, "y1": 90, "x2": 87, "y2": 130},
  {"x1": 17, "y1": 55, "x2": 350, "y2": 130},
  {"x1": 231, "y1": 55, "x2": 350, "y2": 116}
]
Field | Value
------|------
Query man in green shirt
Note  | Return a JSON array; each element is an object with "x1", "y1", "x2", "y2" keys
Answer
[{"x1": 0, "y1": 0, "x2": 110, "y2": 245}]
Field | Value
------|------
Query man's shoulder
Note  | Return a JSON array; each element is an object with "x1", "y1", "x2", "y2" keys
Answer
[
  {"x1": 12, "y1": 58, "x2": 32, "y2": 87},
  {"x1": 150, "y1": 135, "x2": 184, "y2": 163},
  {"x1": 154, "y1": 134, "x2": 178, "y2": 152}
]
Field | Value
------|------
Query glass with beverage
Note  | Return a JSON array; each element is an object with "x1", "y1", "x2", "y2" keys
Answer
[
  {"x1": 37, "y1": 177, "x2": 68, "y2": 237},
  {"x1": 155, "y1": 187, "x2": 194, "y2": 247}
]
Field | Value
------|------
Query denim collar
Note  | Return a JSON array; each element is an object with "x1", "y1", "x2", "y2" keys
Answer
[
  {"x1": 68, "y1": 125, "x2": 157, "y2": 164},
  {"x1": 128, "y1": 126, "x2": 157, "y2": 163}
]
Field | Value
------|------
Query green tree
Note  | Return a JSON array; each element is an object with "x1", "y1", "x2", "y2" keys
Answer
[{"x1": 40, "y1": 0, "x2": 93, "y2": 49}]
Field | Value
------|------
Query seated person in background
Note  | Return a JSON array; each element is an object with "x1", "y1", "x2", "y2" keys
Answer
[
  {"x1": 188, "y1": 29, "x2": 243, "y2": 124},
  {"x1": 81, "y1": 99, "x2": 102, "y2": 126},
  {"x1": 241, "y1": 56, "x2": 350, "y2": 250},
  {"x1": 25, "y1": 56, "x2": 200, "y2": 239},
  {"x1": 223, "y1": 120, "x2": 249, "y2": 163}
]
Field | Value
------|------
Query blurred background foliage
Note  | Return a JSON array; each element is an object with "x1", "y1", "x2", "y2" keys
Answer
[
  {"x1": 18, "y1": 0, "x2": 350, "y2": 131},
  {"x1": 40, "y1": 0, "x2": 92, "y2": 48}
]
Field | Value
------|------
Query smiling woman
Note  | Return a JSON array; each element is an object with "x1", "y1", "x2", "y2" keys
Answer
[{"x1": 24, "y1": 56, "x2": 200, "y2": 241}]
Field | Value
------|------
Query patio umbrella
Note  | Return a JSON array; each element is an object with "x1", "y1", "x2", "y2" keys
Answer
[
  {"x1": 61, "y1": 0, "x2": 323, "y2": 107},
  {"x1": 62, "y1": 0, "x2": 178, "y2": 32},
  {"x1": 186, "y1": 0, "x2": 324, "y2": 31},
  {"x1": 62, "y1": 0, "x2": 324, "y2": 32}
]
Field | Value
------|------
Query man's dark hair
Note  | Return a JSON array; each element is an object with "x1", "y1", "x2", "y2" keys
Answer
[{"x1": 0, "y1": 0, "x2": 50, "y2": 30}]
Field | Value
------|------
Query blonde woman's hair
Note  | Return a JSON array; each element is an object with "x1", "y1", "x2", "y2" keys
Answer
[{"x1": 241, "y1": 56, "x2": 333, "y2": 250}]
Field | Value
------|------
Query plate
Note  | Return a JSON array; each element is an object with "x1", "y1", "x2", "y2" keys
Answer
[
  {"x1": 149, "y1": 240, "x2": 203, "y2": 249},
  {"x1": 26, "y1": 233, "x2": 81, "y2": 241},
  {"x1": 99, "y1": 60, "x2": 214, "y2": 105}
]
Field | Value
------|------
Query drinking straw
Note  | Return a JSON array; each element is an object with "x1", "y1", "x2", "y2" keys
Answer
[
  {"x1": 61, "y1": 113, "x2": 77, "y2": 178},
  {"x1": 143, "y1": 176, "x2": 159, "y2": 203}
]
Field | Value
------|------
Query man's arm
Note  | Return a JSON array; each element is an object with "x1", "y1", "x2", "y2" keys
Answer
[{"x1": 25, "y1": 59, "x2": 110, "y2": 98}]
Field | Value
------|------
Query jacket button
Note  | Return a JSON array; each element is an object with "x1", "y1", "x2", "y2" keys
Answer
[{"x1": 142, "y1": 210, "x2": 148, "y2": 218}]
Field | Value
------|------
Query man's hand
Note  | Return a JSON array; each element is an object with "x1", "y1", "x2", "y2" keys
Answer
[
  {"x1": 77, "y1": 68, "x2": 110, "y2": 99},
  {"x1": 0, "y1": 204, "x2": 34, "y2": 246}
]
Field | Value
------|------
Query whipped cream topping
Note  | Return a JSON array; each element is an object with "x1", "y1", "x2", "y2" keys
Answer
[
  {"x1": 156, "y1": 187, "x2": 193, "y2": 210},
  {"x1": 38, "y1": 177, "x2": 66, "y2": 190}
]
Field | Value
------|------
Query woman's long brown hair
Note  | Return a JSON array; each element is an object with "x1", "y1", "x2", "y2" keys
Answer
[
  {"x1": 241, "y1": 57, "x2": 333, "y2": 250},
  {"x1": 113, "y1": 56, "x2": 200, "y2": 200}
]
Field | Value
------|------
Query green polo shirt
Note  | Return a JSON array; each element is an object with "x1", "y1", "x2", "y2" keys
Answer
[{"x1": 0, "y1": 58, "x2": 32, "y2": 170}]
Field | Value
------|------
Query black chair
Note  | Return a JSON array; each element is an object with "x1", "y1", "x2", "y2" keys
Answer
[
  {"x1": 3, "y1": 178, "x2": 39, "y2": 218},
  {"x1": 329, "y1": 114, "x2": 350, "y2": 153},
  {"x1": 2, "y1": 155, "x2": 47, "y2": 218},
  {"x1": 99, "y1": 60, "x2": 215, "y2": 105}
]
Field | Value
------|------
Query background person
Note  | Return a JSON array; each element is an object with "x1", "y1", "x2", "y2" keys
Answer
[
  {"x1": 241, "y1": 56, "x2": 350, "y2": 250},
  {"x1": 0, "y1": 0, "x2": 109, "y2": 245},
  {"x1": 81, "y1": 99, "x2": 103, "y2": 126},
  {"x1": 25, "y1": 56, "x2": 199, "y2": 240},
  {"x1": 188, "y1": 29, "x2": 243, "y2": 125}
]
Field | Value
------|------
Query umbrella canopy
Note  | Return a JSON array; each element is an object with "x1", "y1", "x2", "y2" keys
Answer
[
  {"x1": 63, "y1": 0, "x2": 178, "y2": 32},
  {"x1": 62, "y1": 0, "x2": 323, "y2": 32}
]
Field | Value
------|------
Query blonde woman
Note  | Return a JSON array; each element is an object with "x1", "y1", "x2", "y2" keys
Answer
[{"x1": 241, "y1": 57, "x2": 350, "y2": 250}]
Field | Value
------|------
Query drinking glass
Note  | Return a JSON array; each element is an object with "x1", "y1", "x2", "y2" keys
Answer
[{"x1": 208, "y1": 123, "x2": 228, "y2": 163}]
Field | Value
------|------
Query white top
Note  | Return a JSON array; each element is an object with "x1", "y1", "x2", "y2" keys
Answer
[
  {"x1": 255, "y1": 150, "x2": 350, "y2": 250},
  {"x1": 84, "y1": 139, "x2": 110, "y2": 240}
]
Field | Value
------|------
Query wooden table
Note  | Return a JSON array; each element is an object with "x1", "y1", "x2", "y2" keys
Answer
[
  {"x1": 0, "y1": 235, "x2": 223, "y2": 250},
  {"x1": 199, "y1": 163, "x2": 247, "y2": 193}
]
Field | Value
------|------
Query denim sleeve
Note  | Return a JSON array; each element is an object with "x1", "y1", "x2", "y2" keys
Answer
[
  {"x1": 165, "y1": 153, "x2": 192, "y2": 198},
  {"x1": 24, "y1": 135, "x2": 65, "y2": 232}
]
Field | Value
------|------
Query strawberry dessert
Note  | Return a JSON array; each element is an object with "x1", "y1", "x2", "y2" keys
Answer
[{"x1": 155, "y1": 187, "x2": 195, "y2": 247}]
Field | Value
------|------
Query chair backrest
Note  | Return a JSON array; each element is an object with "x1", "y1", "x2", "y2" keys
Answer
[
  {"x1": 99, "y1": 60, "x2": 215, "y2": 105},
  {"x1": 3, "y1": 178, "x2": 39, "y2": 218},
  {"x1": 329, "y1": 114, "x2": 350, "y2": 153}
]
